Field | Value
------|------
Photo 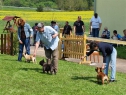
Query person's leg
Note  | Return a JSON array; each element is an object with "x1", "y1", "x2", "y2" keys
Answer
[
  {"x1": 92, "y1": 28, "x2": 95, "y2": 37},
  {"x1": 104, "y1": 55, "x2": 111, "y2": 75},
  {"x1": 95, "y1": 28, "x2": 99, "y2": 37},
  {"x1": 24, "y1": 38, "x2": 30, "y2": 54},
  {"x1": 110, "y1": 47, "x2": 117, "y2": 81},
  {"x1": 44, "y1": 47, "x2": 52, "y2": 63},
  {"x1": 52, "y1": 47, "x2": 58, "y2": 72},
  {"x1": 18, "y1": 40, "x2": 24, "y2": 61}
]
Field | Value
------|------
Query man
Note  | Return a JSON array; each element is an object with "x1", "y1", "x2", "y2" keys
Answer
[
  {"x1": 101, "y1": 27, "x2": 110, "y2": 39},
  {"x1": 33, "y1": 22, "x2": 59, "y2": 74},
  {"x1": 73, "y1": 16, "x2": 85, "y2": 35},
  {"x1": 62, "y1": 21, "x2": 72, "y2": 36},
  {"x1": 17, "y1": 18, "x2": 33, "y2": 61},
  {"x1": 90, "y1": 13, "x2": 102, "y2": 37},
  {"x1": 51, "y1": 21, "x2": 59, "y2": 32}
]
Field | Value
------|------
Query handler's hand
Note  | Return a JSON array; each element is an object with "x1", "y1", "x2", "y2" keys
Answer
[
  {"x1": 19, "y1": 40, "x2": 23, "y2": 44},
  {"x1": 33, "y1": 53, "x2": 36, "y2": 57}
]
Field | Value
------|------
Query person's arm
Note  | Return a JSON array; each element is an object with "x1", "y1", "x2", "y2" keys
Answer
[
  {"x1": 106, "y1": 31, "x2": 110, "y2": 39},
  {"x1": 33, "y1": 32, "x2": 40, "y2": 57},
  {"x1": 70, "y1": 25, "x2": 72, "y2": 35},
  {"x1": 33, "y1": 41, "x2": 39, "y2": 57},
  {"x1": 73, "y1": 26, "x2": 76, "y2": 34},
  {"x1": 82, "y1": 25, "x2": 85, "y2": 32},
  {"x1": 99, "y1": 23, "x2": 102, "y2": 31}
]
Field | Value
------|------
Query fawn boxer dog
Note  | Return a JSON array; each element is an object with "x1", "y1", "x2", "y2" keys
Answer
[{"x1": 95, "y1": 67, "x2": 109, "y2": 84}]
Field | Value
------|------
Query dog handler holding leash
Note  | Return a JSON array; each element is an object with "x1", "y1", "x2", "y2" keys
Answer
[
  {"x1": 83, "y1": 41, "x2": 117, "y2": 82},
  {"x1": 33, "y1": 22, "x2": 59, "y2": 74}
]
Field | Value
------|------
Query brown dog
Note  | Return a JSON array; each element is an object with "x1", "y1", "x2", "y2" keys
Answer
[
  {"x1": 95, "y1": 67, "x2": 109, "y2": 84},
  {"x1": 23, "y1": 53, "x2": 37, "y2": 64}
]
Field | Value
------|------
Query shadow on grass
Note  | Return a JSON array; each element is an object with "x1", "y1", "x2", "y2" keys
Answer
[
  {"x1": 20, "y1": 67, "x2": 52, "y2": 75},
  {"x1": 71, "y1": 76, "x2": 103, "y2": 85}
]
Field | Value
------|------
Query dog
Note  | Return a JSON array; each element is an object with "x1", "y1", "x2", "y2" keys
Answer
[
  {"x1": 39, "y1": 59, "x2": 56, "y2": 75},
  {"x1": 23, "y1": 53, "x2": 37, "y2": 64},
  {"x1": 95, "y1": 67, "x2": 109, "y2": 84}
]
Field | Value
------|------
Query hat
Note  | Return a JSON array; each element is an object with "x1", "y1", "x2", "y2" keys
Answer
[{"x1": 37, "y1": 23, "x2": 44, "y2": 28}]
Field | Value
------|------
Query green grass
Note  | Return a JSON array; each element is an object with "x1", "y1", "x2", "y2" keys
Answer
[{"x1": 0, "y1": 54, "x2": 126, "y2": 95}]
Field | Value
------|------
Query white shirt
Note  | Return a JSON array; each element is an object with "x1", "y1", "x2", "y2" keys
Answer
[{"x1": 90, "y1": 16, "x2": 102, "y2": 28}]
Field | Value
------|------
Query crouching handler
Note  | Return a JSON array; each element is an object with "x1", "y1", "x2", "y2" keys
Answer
[
  {"x1": 33, "y1": 22, "x2": 59, "y2": 74},
  {"x1": 84, "y1": 41, "x2": 117, "y2": 82}
]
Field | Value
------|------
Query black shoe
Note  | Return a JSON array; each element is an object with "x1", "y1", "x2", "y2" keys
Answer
[{"x1": 109, "y1": 80, "x2": 116, "y2": 82}]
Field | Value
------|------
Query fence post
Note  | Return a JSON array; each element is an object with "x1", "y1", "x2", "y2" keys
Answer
[
  {"x1": 58, "y1": 33, "x2": 62, "y2": 59},
  {"x1": 4, "y1": 34, "x2": 6, "y2": 54},
  {"x1": 10, "y1": 33, "x2": 13, "y2": 55},
  {"x1": 1, "y1": 34, "x2": 3, "y2": 54}
]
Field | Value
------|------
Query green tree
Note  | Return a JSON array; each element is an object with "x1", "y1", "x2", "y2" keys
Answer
[
  {"x1": 36, "y1": 5, "x2": 43, "y2": 12},
  {"x1": 0, "y1": 0, "x2": 3, "y2": 10}
]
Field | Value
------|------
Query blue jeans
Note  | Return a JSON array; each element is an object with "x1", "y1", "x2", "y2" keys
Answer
[
  {"x1": 104, "y1": 47, "x2": 117, "y2": 80},
  {"x1": 18, "y1": 38, "x2": 30, "y2": 61},
  {"x1": 92, "y1": 28, "x2": 99, "y2": 37}
]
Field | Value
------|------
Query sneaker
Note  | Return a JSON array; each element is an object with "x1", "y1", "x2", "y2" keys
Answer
[{"x1": 109, "y1": 80, "x2": 117, "y2": 82}]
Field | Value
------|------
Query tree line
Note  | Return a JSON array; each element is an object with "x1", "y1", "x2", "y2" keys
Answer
[{"x1": 2, "y1": 0, "x2": 93, "y2": 11}]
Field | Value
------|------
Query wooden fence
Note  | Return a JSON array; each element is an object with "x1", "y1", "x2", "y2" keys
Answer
[
  {"x1": 0, "y1": 33, "x2": 13, "y2": 55},
  {"x1": 58, "y1": 33, "x2": 91, "y2": 64},
  {"x1": 58, "y1": 32, "x2": 126, "y2": 64}
]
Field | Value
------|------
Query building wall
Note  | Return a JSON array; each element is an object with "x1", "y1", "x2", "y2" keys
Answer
[{"x1": 95, "y1": 0, "x2": 126, "y2": 36}]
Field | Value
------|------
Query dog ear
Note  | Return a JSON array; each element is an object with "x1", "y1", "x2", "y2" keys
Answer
[
  {"x1": 95, "y1": 67, "x2": 98, "y2": 72},
  {"x1": 100, "y1": 67, "x2": 103, "y2": 72}
]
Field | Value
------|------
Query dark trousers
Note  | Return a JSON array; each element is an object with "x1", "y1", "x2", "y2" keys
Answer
[
  {"x1": 18, "y1": 38, "x2": 30, "y2": 61},
  {"x1": 44, "y1": 47, "x2": 58, "y2": 72},
  {"x1": 92, "y1": 28, "x2": 99, "y2": 37}
]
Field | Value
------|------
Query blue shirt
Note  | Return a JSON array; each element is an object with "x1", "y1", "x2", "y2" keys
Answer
[
  {"x1": 36, "y1": 26, "x2": 59, "y2": 50},
  {"x1": 116, "y1": 34, "x2": 122, "y2": 40},
  {"x1": 18, "y1": 23, "x2": 33, "y2": 40},
  {"x1": 53, "y1": 24, "x2": 59, "y2": 32}
]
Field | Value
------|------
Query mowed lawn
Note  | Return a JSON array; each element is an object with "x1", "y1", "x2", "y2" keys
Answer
[{"x1": 0, "y1": 54, "x2": 126, "y2": 95}]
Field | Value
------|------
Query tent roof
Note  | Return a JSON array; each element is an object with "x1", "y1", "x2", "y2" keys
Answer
[{"x1": 2, "y1": 16, "x2": 20, "y2": 21}]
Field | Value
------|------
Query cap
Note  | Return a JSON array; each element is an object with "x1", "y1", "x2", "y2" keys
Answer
[{"x1": 37, "y1": 22, "x2": 44, "y2": 28}]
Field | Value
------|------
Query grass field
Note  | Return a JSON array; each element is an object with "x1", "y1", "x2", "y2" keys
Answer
[{"x1": 0, "y1": 54, "x2": 126, "y2": 95}]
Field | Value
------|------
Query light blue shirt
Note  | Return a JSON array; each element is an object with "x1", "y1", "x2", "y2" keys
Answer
[
  {"x1": 36, "y1": 26, "x2": 59, "y2": 50},
  {"x1": 54, "y1": 25, "x2": 59, "y2": 32},
  {"x1": 18, "y1": 23, "x2": 33, "y2": 40}
]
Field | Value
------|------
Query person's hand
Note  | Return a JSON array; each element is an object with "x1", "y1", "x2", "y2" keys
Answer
[
  {"x1": 33, "y1": 52, "x2": 36, "y2": 57},
  {"x1": 80, "y1": 55, "x2": 87, "y2": 60},
  {"x1": 102, "y1": 63, "x2": 105, "y2": 69},
  {"x1": 30, "y1": 35, "x2": 33, "y2": 38},
  {"x1": 19, "y1": 40, "x2": 23, "y2": 44}
]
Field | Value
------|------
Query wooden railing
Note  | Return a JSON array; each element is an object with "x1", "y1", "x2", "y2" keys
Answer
[
  {"x1": 0, "y1": 33, "x2": 13, "y2": 55},
  {"x1": 58, "y1": 32, "x2": 126, "y2": 64}
]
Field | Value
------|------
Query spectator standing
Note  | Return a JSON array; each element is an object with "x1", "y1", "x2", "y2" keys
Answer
[
  {"x1": 90, "y1": 13, "x2": 102, "y2": 37},
  {"x1": 32, "y1": 23, "x2": 38, "y2": 45},
  {"x1": 101, "y1": 27, "x2": 110, "y2": 39},
  {"x1": 33, "y1": 22, "x2": 59, "y2": 74},
  {"x1": 73, "y1": 16, "x2": 85, "y2": 35},
  {"x1": 51, "y1": 21, "x2": 59, "y2": 32},
  {"x1": 17, "y1": 18, "x2": 33, "y2": 61},
  {"x1": 62, "y1": 21, "x2": 72, "y2": 36}
]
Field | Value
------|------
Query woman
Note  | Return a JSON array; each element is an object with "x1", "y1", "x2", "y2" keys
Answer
[
  {"x1": 86, "y1": 41, "x2": 117, "y2": 82},
  {"x1": 17, "y1": 18, "x2": 33, "y2": 61}
]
